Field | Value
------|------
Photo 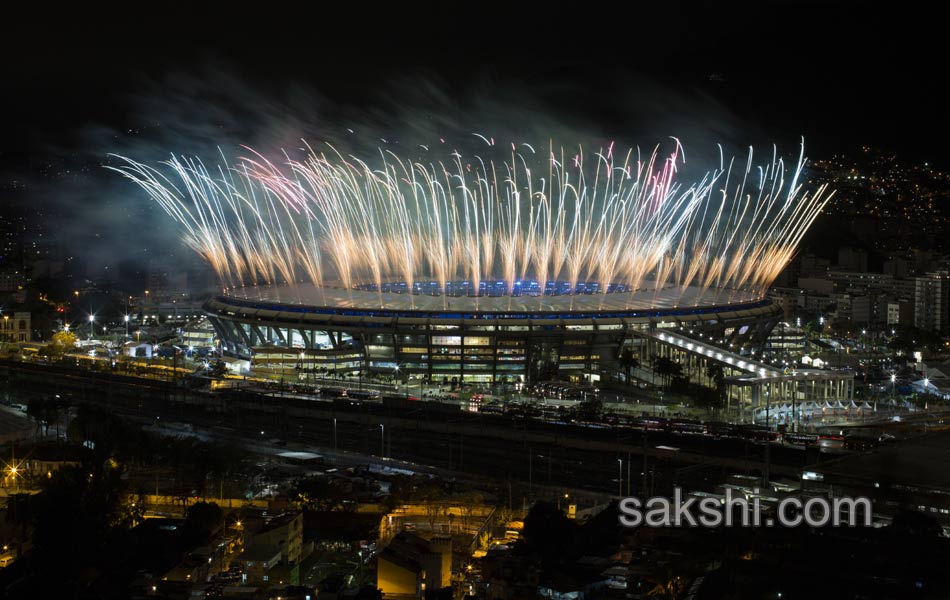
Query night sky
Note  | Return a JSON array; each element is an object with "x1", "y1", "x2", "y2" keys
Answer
[
  {"x1": 4, "y1": 5, "x2": 943, "y2": 158},
  {"x1": 0, "y1": 3, "x2": 943, "y2": 275}
]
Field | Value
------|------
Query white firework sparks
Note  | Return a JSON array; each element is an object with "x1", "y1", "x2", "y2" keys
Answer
[{"x1": 108, "y1": 138, "x2": 832, "y2": 310}]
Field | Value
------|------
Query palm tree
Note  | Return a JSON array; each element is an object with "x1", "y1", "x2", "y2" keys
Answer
[
  {"x1": 618, "y1": 348, "x2": 640, "y2": 384},
  {"x1": 652, "y1": 356, "x2": 682, "y2": 391},
  {"x1": 705, "y1": 364, "x2": 724, "y2": 389},
  {"x1": 705, "y1": 364, "x2": 727, "y2": 411}
]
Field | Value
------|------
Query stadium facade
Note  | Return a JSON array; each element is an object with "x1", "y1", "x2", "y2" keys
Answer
[{"x1": 204, "y1": 283, "x2": 783, "y2": 385}]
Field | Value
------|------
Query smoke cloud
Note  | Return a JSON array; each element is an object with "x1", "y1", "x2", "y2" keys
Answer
[{"x1": 25, "y1": 59, "x2": 788, "y2": 291}]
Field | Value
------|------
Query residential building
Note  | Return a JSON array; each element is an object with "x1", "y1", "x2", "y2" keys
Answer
[
  {"x1": 914, "y1": 272, "x2": 950, "y2": 332},
  {"x1": 0, "y1": 311, "x2": 30, "y2": 343},
  {"x1": 377, "y1": 532, "x2": 452, "y2": 598}
]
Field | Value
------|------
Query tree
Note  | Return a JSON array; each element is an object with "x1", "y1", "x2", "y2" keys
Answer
[
  {"x1": 209, "y1": 359, "x2": 229, "y2": 378},
  {"x1": 652, "y1": 356, "x2": 682, "y2": 391},
  {"x1": 50, "y1": 330, "x2": 77, "y2": 355},
  {"x1": 887, "y1": 335, "x2": 916, "y2": 358},
  {"x1": 576, "y1": 397, "x2": 603, "y2": 422},
  {"x1": 415, "y1": 479, "x2": 447, "y2": 529},
  {"x1": 704, "y1": 363, "x2": 727, "y2": 408},
  {"x1": 182, "y1": 501, "x2": 224, "y2": 546},
  {"x1": 24, "y1": 464, "x2": 132, "y2": 595},
  {"x1": 460, "y1": 491, "x2": 485, "y2": 527},
  {"x1": 114, "y1": 491, "x2": 146, "y2": 528},
  {"x1": 26, "y1": 397, "x2": 45, "y2": 437},
  {"x1": 618, "y1": 348, "x2": 640, "y2": 384},
  {"x1": 294, "y1": 475, "x2": 355, "y2": 511},
  {"x1": 521, "y1": 501, "x2": 578, "y2": 567}
]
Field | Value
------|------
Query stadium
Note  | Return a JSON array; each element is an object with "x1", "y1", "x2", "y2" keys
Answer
[
  {"x1": 199, "y1": 278, "x2": 781, "y2": 383},
  {"x1": 203, "y1": 281, "x2": 781, "y2": 385},
  {"x1": 113, "y1": 139, "x2": 832, "y2": 392}
]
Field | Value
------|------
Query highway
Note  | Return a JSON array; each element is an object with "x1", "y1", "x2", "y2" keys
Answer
[{"x1": 4, "y1": 359, "x2": 930, "y2": 498}]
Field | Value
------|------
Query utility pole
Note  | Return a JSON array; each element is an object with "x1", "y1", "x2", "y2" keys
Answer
[
  {"x1": 617, "y1": 458, "x2": 623, "y2": 497},
  {"x1": 765, "y1": 384, "x2": 772, "y2": 484},
  {"x1": 528, "y1": 448, "x2": 532, "y2": 497},
  {"x1": 627, "y1": 450, "x2": 631, "y2": 496},
  {"x1": 642, "y1": 428, "x2": 649, "y2": 497}
]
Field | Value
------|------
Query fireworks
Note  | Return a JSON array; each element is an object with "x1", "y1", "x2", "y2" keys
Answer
[{"x1": 109, "y1": 138, "x2": 831, "y2": 309}]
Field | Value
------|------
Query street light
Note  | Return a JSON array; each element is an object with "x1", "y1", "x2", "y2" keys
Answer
[
  {"x1": 88, "y1": 314, "x2": 95, "y2": 341},
  {"x1": 393, "y1": 364, "x2": 406, "y2": 399},
  {"x1": 124, "y1": 314, "x2": 130, "y2": 339},
  {"x1": 380, "y1": 424, "x2": 385, "y2": 458},
  {"x1": 5, "y1": 462, "x2": 21, "y2": 493},
  {"x1": 891, "y1": 372, "x2": 897, "y2": 410}
]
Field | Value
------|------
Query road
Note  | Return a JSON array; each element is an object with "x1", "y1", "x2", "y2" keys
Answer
[{"x1": 5, "y1": 359, "x2": 919, "y2": 498}]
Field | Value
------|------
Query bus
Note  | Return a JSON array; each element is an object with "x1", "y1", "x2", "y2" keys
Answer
[
  {"x1": 670, "y1": 419, "x2": 705, "y2": 435},
  {"x1": 705, "y1": 422, "x2": 738, "y2": 438},
  {"x1": 320, "y1": 387, "x2": 348, "y2": 398},
  {"x1": 783, "y1": 432, "x2": 819, "y2": 446},
  {"x1": 636, "y1": 416, "x2": 670, "y2": 432},
  {"x1": 737, "y1": 424, "x2": 778, "y2": 442},
  {"x1": 348, "y1": 389, "x2": 381, "y2": 401}
]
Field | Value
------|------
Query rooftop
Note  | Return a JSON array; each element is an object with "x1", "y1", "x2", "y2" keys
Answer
[
  {"x1": 235, "y1": 544, "x2": 282, "y2": 563},
  {"x1": 223, "y1": 282, "x2": 761, "y2": 314}
]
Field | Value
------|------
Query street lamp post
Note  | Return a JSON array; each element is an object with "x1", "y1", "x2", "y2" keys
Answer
[
  {"x1": 8, "y1": 465, "x2": 18, "y2": 493},
  {"x1": 891, "y1": 373, "x2": 896, "y2": 412},
  {"x1": 379, "y1": 424, "x2": 385, "y2": 459},
  {"x1": 88, "y1": 314, "x2": 95, "y2": 342}
]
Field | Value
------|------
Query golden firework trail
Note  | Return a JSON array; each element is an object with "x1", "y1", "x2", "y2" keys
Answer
[{"x1": 108, "y1": 138, "x2": 832, "y2": 309}]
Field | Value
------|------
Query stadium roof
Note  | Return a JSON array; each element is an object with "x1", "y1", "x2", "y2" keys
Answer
[{"x1": 224, "y1": 283, "x2": 761, "y2": 313}]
